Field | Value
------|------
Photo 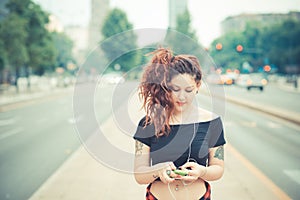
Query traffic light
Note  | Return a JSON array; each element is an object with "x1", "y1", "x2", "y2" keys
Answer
[
  {"x1": 216, "y1": 43, "x2": 223, "y2": 51},
  {"x1": 264, "y1": 65, "x2": 271, "y2": 72},
  {"x1": 236, "y1": 44, "x2": 243, "y2": 52}
]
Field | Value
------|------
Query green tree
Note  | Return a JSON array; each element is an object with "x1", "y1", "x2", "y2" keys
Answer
[
  {"x1": 0, "y1": 37, "x2": 8, "y2": 73},
  {"x1": 210, "y1": 18, "x2": 300, "y2": 74},
  {"x1": 165, "y1": 9, "x2": 200, "y2": 55},
  {"x1": 24, "y1": 2, "x2": 56, "y2": 75},
  {"x1": 260, "y1": 19, "x2": 300, "y2": 73},
  {"x1": 0, "y1": 13, "x2": 28, "y2": 88},
  {"x1": 51, "y1": 31, "x2": 74, "y2": 69},
  {"x1": 175, "y1": 9, "x2": 197, "y2": 40},
  {"x1": 6, "y1": 0, "x2": 56, "y2": 76},
  {"x1": 210, "y1": 31, "x2": 245, "y2": 71},
  {"x1": 101, "y1": 8, "x2": 139, "y2": 72}
]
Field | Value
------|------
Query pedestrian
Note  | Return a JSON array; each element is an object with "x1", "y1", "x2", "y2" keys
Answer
[{"x1": 133, "y1": 47, "x2": 226, "y2": 200}]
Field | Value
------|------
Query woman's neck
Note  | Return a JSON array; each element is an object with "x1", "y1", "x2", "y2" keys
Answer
[{"x1": 171, "y1": 105, "x2": 197, "y2": 124}]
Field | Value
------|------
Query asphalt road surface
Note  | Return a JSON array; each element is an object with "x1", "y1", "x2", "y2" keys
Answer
[{"x1": 0, "y1": 81, "x2": 299, "y2": 200}]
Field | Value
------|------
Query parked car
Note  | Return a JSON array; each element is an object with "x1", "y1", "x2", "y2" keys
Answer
[
  {"x1": 236, "y1": 73, "x2": 268, "y2": 91},
  {"x1": 206, "y1": 73, "x2": 233, "y2": 85},
  {"x1": 100, "y1": 72, "x2": 125, "y2": 84},
  {"x1": 220, "y1": 74, "x2": 233, "y2": 85}
]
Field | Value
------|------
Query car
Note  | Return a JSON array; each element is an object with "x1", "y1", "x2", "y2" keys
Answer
[
  {"x1": 206, "y1": 73, "x2": 233, "y2": 85},
  {"x1": 236, "y1": 73, "x2": 268, "y2": 91},
  {"x1": 100, "y1": 72, "x2": 125, "y2": 84},
  {"x1": 220, "y1": 74, "x2": 233, "y2": 85}
]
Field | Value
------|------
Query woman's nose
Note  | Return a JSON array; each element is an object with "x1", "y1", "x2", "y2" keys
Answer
[{"x1": 177, "y1": 91, "x2": 185, "y2": 101}]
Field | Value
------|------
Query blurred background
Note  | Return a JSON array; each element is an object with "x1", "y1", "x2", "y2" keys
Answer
[{"x1": 0, "y1": 0, "x2": 299, "y2": 200}]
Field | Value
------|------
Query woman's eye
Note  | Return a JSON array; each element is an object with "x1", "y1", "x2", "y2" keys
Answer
[
  {"x1": 172, "y1": 88, "x2": 180, "y2": 92},
  {"x1": 186, "y1": 90, "x2": 193, "y2": 93}
]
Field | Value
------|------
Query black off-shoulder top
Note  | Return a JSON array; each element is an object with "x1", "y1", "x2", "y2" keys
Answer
[{"x1": 133, "y1": 116, "x2": 226, "y2": 167}]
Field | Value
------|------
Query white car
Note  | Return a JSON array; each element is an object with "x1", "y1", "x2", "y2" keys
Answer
[
  {"x1": 101, "y1": 73, "x2": 125, "y2": 84},
  {"x1": 236, "y1": 73, "x2": 268, "y2": 91}
]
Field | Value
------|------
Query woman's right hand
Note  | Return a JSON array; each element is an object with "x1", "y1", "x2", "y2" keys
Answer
[{"x1": 155, "y1": 162, "x2": 177, "y2": 184}]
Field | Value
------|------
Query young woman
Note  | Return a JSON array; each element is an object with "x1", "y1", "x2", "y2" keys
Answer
[{"x1": 133, "y1": 47, "x2": 226, "y2": 200}]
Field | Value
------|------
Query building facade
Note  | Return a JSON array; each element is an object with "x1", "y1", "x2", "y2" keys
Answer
[
  {"x1": 88, "y1": 0, "x2": 109, "y2": 49},
  {"x1": 221, "y1": 11, "x2": 300, "y2": 34}
]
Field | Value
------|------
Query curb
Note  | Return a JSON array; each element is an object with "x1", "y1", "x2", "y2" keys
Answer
[
  {"x1": 225, "y1": 95, "x2": 300, "y2": 125},
  {"x1": 200, "y1": 87, "x2": 300, "y2": 126},
  {"x1": 0, "y1": 86, "x2": 74, "y2": 112}
]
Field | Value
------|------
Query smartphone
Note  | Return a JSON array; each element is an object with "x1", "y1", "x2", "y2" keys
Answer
[{"x1": 173, "y1": 169, "x2": 188, "y2": 176}]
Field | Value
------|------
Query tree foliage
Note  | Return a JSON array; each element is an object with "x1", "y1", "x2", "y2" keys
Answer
[
  {"x1": 0, "y1": 0, "x2": 74, "y2": 84},
  {"x1": 25, "y1": 2, "x2": 56, "y2": 74},
  {"x1": 165, "y1": 9, "x2": 200, "y2": 55},
  {"x1": 260, "y1": 19, "x2": 300, "y2": 72},
  {"x1": 101, "y1": 8, "x2": 139, "y2": 72},
  {"x1": 0, "y1": 13, "x2": 29, "y2": 71},
  {"x1": 209, "y1": 18, "x2": 300, "y2": 74},
  {"x1": 175, "y1": 9, "x2": 197, "y2": 40},
  {"x1": 51, "y1": 32, "x2": 74, "y2": 69},
  {"x1": 0, "y1": 38, "x2": 7, "y2": 72}
]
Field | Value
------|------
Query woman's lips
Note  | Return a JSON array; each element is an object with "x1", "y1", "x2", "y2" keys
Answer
[{"x1": 176, "y1": 102, "x2": 185, "y2": 106}]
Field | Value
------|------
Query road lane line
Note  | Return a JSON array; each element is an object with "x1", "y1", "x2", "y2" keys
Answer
[
  {"x1": 0, "y1": 118, "x2": 16, "y2": 126},
  {"x1": 227, "y1": 143, "x2": 292, "y2": 200},
  {"x1": 0, "y1": 127, "x2": 23, "y2": 140}
]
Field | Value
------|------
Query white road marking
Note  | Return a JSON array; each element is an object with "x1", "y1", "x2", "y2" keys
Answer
[
  {"x1": 224, "y1": 121, "x2": 234, "y2": 127},
  {"x1": 0, "y1": 118, "x2": 16, "y2": 126},
  {"x1": 241, "y1": 121, "x2": 257, "y2": 127},
  {"x1": 267, "y1": 121, "x2": 282, "y2": 129},
  {"x1": 283, "y1": 169, "x2": 300, "y2": 185},
  {"x1": 0, "y1": 127, "x2": 23, "y2": 140},
  {"x1": 68, "y1": 115, "x2": 83, "y2": 124}
]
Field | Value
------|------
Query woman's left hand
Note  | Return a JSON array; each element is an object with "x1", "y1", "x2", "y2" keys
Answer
[{"x1": 179, "y1": 162, "x2": 206, "y2": 182}]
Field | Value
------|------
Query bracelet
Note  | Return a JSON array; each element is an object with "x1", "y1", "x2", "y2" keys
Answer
[{"x1": 200, "y1": 167, "x2": 207, "y2": 178}]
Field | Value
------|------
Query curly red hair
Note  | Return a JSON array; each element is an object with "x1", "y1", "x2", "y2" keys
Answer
[{"x1": 139, "y1": 47, "x2": 202, "y2": 137}]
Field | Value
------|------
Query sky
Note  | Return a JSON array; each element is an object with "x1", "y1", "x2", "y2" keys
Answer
[{"x1": 34, "y1": 0, "x2": 300, "y2": 47}]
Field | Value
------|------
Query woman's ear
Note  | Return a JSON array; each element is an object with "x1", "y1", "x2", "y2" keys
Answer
[
  {"x1": 196, "y1": 82, "x2": 201, "y2": 91},
  {"x1": 195, "y1": 84, "x2": 200, "y2": 94}
]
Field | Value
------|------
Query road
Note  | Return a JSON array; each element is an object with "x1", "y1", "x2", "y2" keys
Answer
[
  {"x1": 0, "y1": 93, "x2": 79, "y2": 200},
  {"x1": 0, "y1": 81, "x2": 299, "y2": 200},
  {"x1": 223, "y1": 82, "x2": 300, "y2": 114},
  {"x1": 198, "y1": 82, "x2": 300, "y2": 200}
]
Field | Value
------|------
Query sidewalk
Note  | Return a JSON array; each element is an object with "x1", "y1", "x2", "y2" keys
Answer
[
  {"x1": 0, "y1": 84, "x2": 73, "y2": 112},
  {"x1": 28, "y1": 91, "x2": 292, "y2": 200}
]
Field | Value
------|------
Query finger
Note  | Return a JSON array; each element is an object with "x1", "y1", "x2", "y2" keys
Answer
[
  {"x1": 161, "y1": 176, "x2": 168, "y2": 184},
  {"x1": 164, "y1": 169, "x2": 174, "y2": 181},
  {"x1": 181, "y1": 162, "x2": 196, "y2": 169},
  {"x1": 160, "y1": 171, "x2": 168, "y2": 183},
  {"x1": 184, "y1": 170, "x2": 197, "y2": 177},
  {"x1": 168, "y1": 162, "x2": 177, "y2": 170}
]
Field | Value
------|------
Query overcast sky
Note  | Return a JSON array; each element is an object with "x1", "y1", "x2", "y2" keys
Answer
[{"x1": 34, "y1": 0, "x2": 300, "y2": 47}]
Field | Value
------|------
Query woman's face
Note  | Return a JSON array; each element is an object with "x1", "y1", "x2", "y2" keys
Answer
[{"x1": 169, "y1": 73, "x2": 199, "y2": 115}]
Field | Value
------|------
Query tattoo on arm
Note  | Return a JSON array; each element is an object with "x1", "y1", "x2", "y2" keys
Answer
[
  {"x1": 153, "y1": 174, "x2": 159, "y2": 179},
  {"x1": 214, "y1": 146, "x2": 224, "y2": 160},
  {"x1": 135, "y1": 141, "x2": 144, "y2": 156}
]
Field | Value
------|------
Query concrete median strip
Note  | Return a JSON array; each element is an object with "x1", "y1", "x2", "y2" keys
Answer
[
  {"x1": 29, "y1": 91, "x2": 145, "y2": 200},
  {"x1": 225, "y1": 96, "x2": 300, "y2": 125},
  {"x1": 201, "y1": 88, "x2": 300, "y2": 125}
]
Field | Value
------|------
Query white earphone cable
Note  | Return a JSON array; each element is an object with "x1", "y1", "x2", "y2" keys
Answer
[{"x1": 167, "y1": 123, "x2": 196, "y2": 199}]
